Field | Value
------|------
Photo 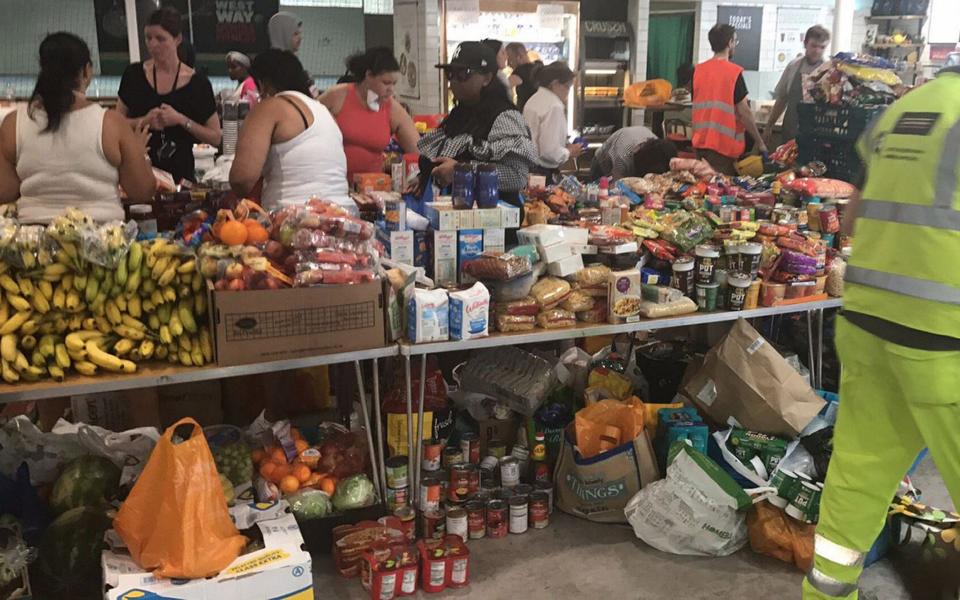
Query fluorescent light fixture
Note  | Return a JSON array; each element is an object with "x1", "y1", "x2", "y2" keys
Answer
[{"x1": 585, "y1": 69, "x2": 618, "y2": 75}]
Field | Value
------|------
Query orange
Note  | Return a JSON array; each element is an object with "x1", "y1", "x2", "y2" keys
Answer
[
  {"x1": 279, "y1": 475, "x2": 300, "y2": 494},
  {"x1": 259, "y1": 462, "x2": 276, "y2": 481},
  {"x1": 294, "y1": 439, "x2": 309, "y2": 454},
  {"x1": 290, "y1": 427, "x2": 303, "y2": 441},
  {"x1": 320, "y1": 477, "x2": 336, "y2": 496},
  {"x1": 304, "y1": 472, "x2": 324, "y2": 488},
  {"x1": 270, "y1": 447, "x2": 288, "y2": 465},
  {"x1": 251, "y1": 448, "x2": 266, "y2": 464},
  {"x1": 293, "y1": 464, "x2": 312, "y2": 484}
]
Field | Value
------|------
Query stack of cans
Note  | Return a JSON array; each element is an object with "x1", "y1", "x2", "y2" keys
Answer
[{"x1": 769, "y1": 468, "x2": 823, "y2": 524}]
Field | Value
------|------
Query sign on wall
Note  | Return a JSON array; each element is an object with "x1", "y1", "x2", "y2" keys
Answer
[
  {"x1": 717, "y1": 5, "x2": 763, "y2": 72},
  {"x1": 773, "y1": 8, "x2": 824, "y2": 71},
  {"x1": 164, "y1": 0, "x2": 279, "y2": 55},
  {"x1": 394, "y1": 0, "x2": 421, "y2": 100}
]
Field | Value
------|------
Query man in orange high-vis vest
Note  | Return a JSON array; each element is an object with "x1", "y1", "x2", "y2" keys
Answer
[{"x1": 692, "y1": 24, "x2": 766, "y2": 175}]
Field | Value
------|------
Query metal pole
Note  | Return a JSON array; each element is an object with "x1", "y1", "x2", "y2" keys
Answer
[
  {"x1": 806, "y1": 311, "x2": 816, "y2": 389},
  {"x1": 372, "y1": 358, "x2": 387, "y2": 499},
  {"x1": 354, "y1": 360, "x2": 381, "y2": 501},
  {"x1": 414, "y1": 357, "x2": 427, "y2": 504},
  {"x1": 404, "y1": 354, "x2": 414, "y2": 506},
  {"x1": 817, "y1": 309, "x2": 825, "y2": 390},
  {"x1": 124, "y1": 0, "x2": 141, "y2": 63}
]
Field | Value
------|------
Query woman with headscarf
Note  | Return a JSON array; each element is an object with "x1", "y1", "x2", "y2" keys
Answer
[
  {"x1": 418, "y1": 41, "x2": 537, "y2": 208},
  {"x1": 268, "y1": 12, "x2": 303, "y2": 53},
  {"x1": 224, "y1": 51, "x2": 258, "y2": 104}
]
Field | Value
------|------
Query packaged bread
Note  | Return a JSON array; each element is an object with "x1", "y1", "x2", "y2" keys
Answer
[
  {"x1": 494, "y1": 296, "x2": 540, "y2": 316},
  {"x1": 496, "y1": 313, "x2": 536, "y2": 332},
  {"x1": 530, "y1": 276, "x2": 571, "y2": 309},
  {"x1": 536, "y1": 309, "x2": 576, "y2": 329},
  {"x1": 636, "y1": 296, "x2": 697, "y2": 318},
  {"x1": 561, "y1": 289, "x2": 595, "y2": 312},
  {"x1": 463, "y1": 252, "x2": 531, "y2": 281},
  {"x1": 575, "y1": 264, "x2": 611, "y2": 287},
  {"x1": 577, "y1": 300, "x2": 608, "y2": 323}
]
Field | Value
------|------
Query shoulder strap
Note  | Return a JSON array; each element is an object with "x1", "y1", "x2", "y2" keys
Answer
[{"x1": 277, "y1": 94, "x2": 309, "y2": 130}]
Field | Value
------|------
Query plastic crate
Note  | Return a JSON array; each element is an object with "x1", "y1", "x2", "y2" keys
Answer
[
  {"x1": 798, "y1": 104, "x2": 885, "y2": 141},
  {"x1": 797, "y1": 135, "x2": 863, "y2": 183}
]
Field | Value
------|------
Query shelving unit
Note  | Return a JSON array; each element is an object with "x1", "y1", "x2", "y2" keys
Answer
[
  {"x1": 865, "y1": 12, "x2": 927, "y2": 84},
  {"x1": 578, "y1": 21, "x2": 634, "y2": 146}
]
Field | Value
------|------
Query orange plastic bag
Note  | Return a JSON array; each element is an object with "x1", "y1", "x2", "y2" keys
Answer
[
  {"x1": 574, "y1": 396, "x2": 645, "y2": 458},
  {"x1": 747, "y1": 501, "x2": 815, "y2": 572},
  {"x1": 114, "y1": 417, "x2": 247, "y2": 579},
  {"x1": 624, "y1": 79, "x2": 673, "y2": 108}
]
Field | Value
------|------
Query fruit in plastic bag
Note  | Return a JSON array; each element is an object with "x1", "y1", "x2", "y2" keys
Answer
[
  {"x1": 212, "y1": 439, "x2": 254, "y2": 488},
  {"x1": 289, "y1": 488, "x2": 333, "y2": 520},
  {"x1": 332, "y1": 474, "x2": 375, "y2": 512},
  {"x1": 48, "y1": 455, "x2": 121, "y2": 516}
]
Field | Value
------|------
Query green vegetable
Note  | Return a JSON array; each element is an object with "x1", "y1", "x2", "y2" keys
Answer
[
  {"x1": 288, "y1": 489, "x2": 332, "y2": 520},
  {"x1": 48, "y1": 455, "x2": 121, "y2": 516},
  {"x1": 211, "y1": 438, "x2": 254, "y2": 488},
  {"x1": 332, "y1": 474, "x2": 375, "y2": 512}
]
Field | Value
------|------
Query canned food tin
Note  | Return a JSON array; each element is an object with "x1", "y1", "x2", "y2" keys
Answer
[
  {"x1": 469, "y1": 490, "x2": 491, "y2": 503},
  {"x1": 460, "y1": 433, "x2": 480, "y2": 464},
  {"x1": 467, "y1": 464, "x2": 480, "y2": 496},
  {"x1": 450, "y1": 553, "x2": 470, "y2": 587},
  {"x1": 448, "y1": 464, "x2": 476, "y2": 503},
  {"x1": 395, "y1": 506, "x2": 416, "y2": 542},
  {"x1": 513, "y1": 483, "x2": 533, "y2": 498},
  {"x1": 420, "y1": 475, "x2": 442, "y2": 512},
  {"x1": 487, "y1": 439, "x2": 507, "y2": 459},
  {"x1": 443, "y1": 447, "x2": 463, "y2": 469},
  {"x1": 422, "y1": 507, "x2": 446, "y2": 540},
  {"x1": 446, "y1": 507, "x2": 468, "y2": 542},
  {"x1": 529, "y1": 491, "x2": 550, "y2": 529},
  {"x1": 466, "y1": 501, "x2": 486, "y2": 539},
  {"x1": 385, "y1": 455, "x2": 409, "y2": 488},
  {"x1": 422, "y1": 439, "x2": 443, "y2": 472},
  {"x1": 480, "y1": 467, "x2": 498, "y2": 490},
  {"x1": 508, "y1": 496, "x2": 528, "y2": 534},
  {"x1": 479, "y1": 455, "x2": 499, "y2": 471},
  {"x1": 534, "y1": 480, "x2": 554, "y2": 514},
  {"x1": 486, "y1": 499, "x2": 508, "y2": 538},
  {"x1": 386, "y1": 485, "x2": 408, "y2": 511},
  {"x1": 500, "y1": 456, "x2": 520, "y2": 488},
  {"x1": 493, "y1": 487, "x2": 514, "y2": 502}
]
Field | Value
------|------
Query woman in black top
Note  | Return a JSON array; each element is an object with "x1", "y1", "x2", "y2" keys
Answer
[
  {"x1": 506, "y1": 42, "x2": 542, "y2": 111},
  {"x1": 116, "y1": 7, "x2": 220, "y2": 183}
]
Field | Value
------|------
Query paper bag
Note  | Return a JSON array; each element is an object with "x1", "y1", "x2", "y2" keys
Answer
[
  {"x1": 555, "y1": 424, "x2": 659, "y2": 523},
  {"x1": 681, "y1": 319, "x2": 824, "y2": 437}
]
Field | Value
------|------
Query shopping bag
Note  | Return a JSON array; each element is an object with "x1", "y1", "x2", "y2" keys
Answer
[
  {"x1": 747, "y1": 500, "x2": 815, "y2": 572},
  {"x1": 681, "y1": 319, "x2": 825, "y2": 437},
  {"x1": 574, "y1": 397, "x2": 645, "y2": 459},
  {"x1": 625, "y1": 441, "x2": 753, "y2": 556},
  {"x1": 555, "y1": 424, "x2": 659, "y2": 523},
  {"x1": 114, "y1": 417, "x2": 246, "y2": 579}
]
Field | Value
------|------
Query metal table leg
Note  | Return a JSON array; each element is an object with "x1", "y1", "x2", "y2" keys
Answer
[
  {"x1": 404, "y1": 354, "x2": 414, "y2": 506},
  {"x1": 806, "y1": 310, "x2": 816, "y2": 388},
  {"x1": 816, "y1": 308, "x2": 825, "y2": 391},
  {"x1": 354, "y1": 360, "x2": 381, "y2": 500},
  {"x1": 371, "y1": 358, "x2": 387, "y2": 498},
  {"x1": 414, "y1": 357, "x2": 427, "y2": 505}
]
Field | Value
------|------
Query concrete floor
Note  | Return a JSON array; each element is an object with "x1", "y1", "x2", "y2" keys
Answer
[{"x1": 314, "y1": 457, "x2": 952, "y2": 599}]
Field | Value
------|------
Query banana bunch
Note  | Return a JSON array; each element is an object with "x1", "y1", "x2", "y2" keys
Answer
[{"x1": 0, "y1": 230, "x2": 214, "y2": 384}]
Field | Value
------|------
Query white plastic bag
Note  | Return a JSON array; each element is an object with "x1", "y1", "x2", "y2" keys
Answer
[{"x1": 625, "y1": 441, "x2": 753, "y2": 556}]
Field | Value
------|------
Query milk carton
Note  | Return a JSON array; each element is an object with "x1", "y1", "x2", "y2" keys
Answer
[{"x1": 448, "y1": 282, "x2": 490, "y2": 341}]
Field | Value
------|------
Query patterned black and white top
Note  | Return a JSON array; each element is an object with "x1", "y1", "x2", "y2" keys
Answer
[{"x1": 417, "y1": 110, "x2": 539, "y2": 193}]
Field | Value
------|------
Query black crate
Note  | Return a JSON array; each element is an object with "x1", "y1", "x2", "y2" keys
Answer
[
  {"x1": 797, "y1": 135, "x2": 863, "y2": 183},
  {"x1": 296, "y1": 502, "x2": 388, "y2": 553},
  {"x1": 798, "y1": 104, "x2": 885, "y2": 141}
]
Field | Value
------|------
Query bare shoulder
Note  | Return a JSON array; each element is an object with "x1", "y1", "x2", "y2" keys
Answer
[{"x1": 318, "y1": 84, "x2": 349, "y2": 110}]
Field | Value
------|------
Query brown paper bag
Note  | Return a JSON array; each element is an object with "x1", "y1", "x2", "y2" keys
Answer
[
  {"x1": 681, "y1": 319, "x2": 824, "y2": 437},
  {"x1": 554, "y1": 424, "x2": 660, "y2": 523}
]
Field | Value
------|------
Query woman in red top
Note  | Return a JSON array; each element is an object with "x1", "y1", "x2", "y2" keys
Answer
[{"x1": 319, "y1": 47, "x2": 419, "y2": 181}]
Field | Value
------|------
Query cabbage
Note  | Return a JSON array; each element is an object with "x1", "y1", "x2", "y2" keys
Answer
[
  {"x1": 332, "y1": 474, "x2": 375, "y2": 512},
  {"x1": 289, "y1": 489, "x2": 332, "y2": 520}
]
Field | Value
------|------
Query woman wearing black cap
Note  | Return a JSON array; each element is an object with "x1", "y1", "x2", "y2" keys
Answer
[{"x1": 417, "y1": 41, "x2": 537, "y2": 208}]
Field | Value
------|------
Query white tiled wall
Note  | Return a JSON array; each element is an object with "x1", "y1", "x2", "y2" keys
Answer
[
  {"x1": 0, "y1": 0, "x2": 102, "y2": 75},
  {"x1": 629, "y1": 0, "x2": 652, "y2": 123},
  {"x1": 397, "y1": 0, "x2": 441, "y2": 116}
]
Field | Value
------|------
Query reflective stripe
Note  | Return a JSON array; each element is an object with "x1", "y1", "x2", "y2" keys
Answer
[
  {"x1": 858, "y1": 199, "x2": 960, "y2": 232},
  {"x1": 814, "y1": 534, "x2": 865, "y2": 568},
  {"x1": 806, "y1": 569, "x2": 858, "y2": 598},
  {"x1": 693, "y1": 101, "x2": 737, "y2": 115},
  {"x1": 846, "y1": 265, "x2": 960, "y2": 305},
  {"x1": 692, "y1": 121, "x2": 745, "y2": 142},
  {"x1": 934, "y1": 118, "x2": 960, "y2": 209}
]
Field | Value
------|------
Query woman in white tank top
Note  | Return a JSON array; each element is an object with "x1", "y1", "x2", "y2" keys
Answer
[
  {"x1": 0, "y1": 33, "x2": 154, "y2": 224},
  {"x1": 230, "y1": 49, "x2": 352, "y2": 212}
]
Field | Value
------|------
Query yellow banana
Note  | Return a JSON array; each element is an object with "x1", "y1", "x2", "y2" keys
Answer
[
  {"x1": 67, "y1": 347, "x2": 88, "y2": 362},
  {"x1": 31, "y1": 350, "x2": 45, "y2": 367},
  {"x1": 178, "y1": 349, "x2": 193, "y2": 366},
  {"x1": 74, "y1": 360, "x2": 97, "y2": 376},
  {"x1": 73, "y1": 273, "x2": 87, "y2": 292},
  {"x1": 65, "y1": 289, "x2": 81, "y2": 312},
  {"x1": 191, "y1": 271, "x2": 203, "y2": 293},
  {"x1": 85, "y1": 339, "x2": 124, "y2": 371},
  {"x1": 48, "y1": 364, "x2": 64, "y2": 381},
  {"x1": 37, "y1": 280, "x2": 53, "y2": 301},
  {"x1": 169, "y1": 313, "x2": 183, "y2": 337},
  {"x1": 16, "y1": 277, "x2": 33, "y2": 297},
  {"x1": 113, "y1": 325, "x2": 145, "y2": 341},
  {"x1": 38, "y1": 334, "x2": 55, "y2": 357},
  {"x1": 43, "y1": 263, "x2": 69, "y2": 280},
  {"x1": 115, "y1": 294, "x2": 127, "y2": 312},
  {"x1": 7, "y1": 294, "x2": 30, "y2": 312},
  {"x1": 114, "y1": 338, "x2": 135, "y2": 356},
  {"x1": 30, "y1": 293, "x2": 50, "y2": 314},
  {"x1": 125, "y1": 270, "x2": 141, "y2": 296},
  {"x1": 142, "y1": 298, "x2": 156, "y2": 314},
  {"x1": 54, "y1": 343, "x2": 71, "y2": 368},
  {"x1": 19, "y1": 320, "x2": 38, "y2": 336},
  {"x1": 0, "y1": 299, "x2": 8, "y2": 325},
  {"x1": 151, "y1": 256, "x2": 171, "y2": 281},
  {"x1": 155, "y1": 344, "x2": 168, "y2": 360},
  {"x1": 1, "y1": 360, "x2": 19, "y2": 383},
  {"x1": 0, "y1": 334, "x2": 17, "y2": 362},
  {"x1": 105, "y1": 300, "x2": 122, "y2": 325},
  {"x1": 162, "y1": 287, "x2": 176, "y2": 303},
  {"x1": 139, "y1": 339, "x2": 155, "y2": 360},
  {"x1": 0, "y1": 311, "x2": 31, "y2": 336},
  {"x1": 199, "y1": 328, "x2": 213, "y2": 363},
  {"x1": 157, "y1": 262, "x2": 178, "y2": 287},
  {"x1": 20, "y1": 335, "x2": 36, "y2": 351},
  {"x1": 120, "y1": 360, "x2": 136, "y2": 373},
  {"x1": 65, "y1": 330, "x2": 102, "y2": 352},
  {"x1": 194, "y1": 293, "x2": 206, "y2": 317},
  {"x1": 190, "y1": 343, "x2": 204, "y2": 367},
  {"x1": 91, "y1": 291, "x2": 107, "y2": 316},
  {"x1": 0, "y1": 275, "x2": 20, "y2": 295},
  {"x1": 115, "y1": 256, "x2": 128, "y2": 287},
  {"x1": 178, "y1": 335, "x2": 192, "y2": 352},
  {"x1": 178, "y1": 285, "x2": 191, "y2": 298},
  {"x1": 13, "y1": 351, "x2": 29, "y2": 372},
  {"x1": 61, "y1": 273, "x2": 74, "y2": 292},
  {"x1": 145, "y1": 248, "x2": 158, "y2": 269},
  {"x1": 38, "y1": 322, "x2": 54, "y2": 335},
  {"x1": 121, "y1": 315, "x2": 146, "y2": 330},
  {"x1": 168, "y1": 346, "x2": 179, "y2": 363},
  {"x1": 148, "y1": 314, "x2": 160, "y2": 330},
  {"x1": 127, "y1": 241, "x2": 143, "y2": 272},
  {"x1": 141, "y1": 277, "x2": 156, "y2": 295},
  {"x1": 159, "y1": 325, "x2": 172, "y2": 345},
  {"x1": 84, "y1": 276, "x2": 99, "y2": 304},
  {"x1": 127, "y1": 295, "x2": 142, "y2": 318},
  {"x1": 52, "y1": 285, "x2": 66, "y2": 310},
  {"x1": 66, "y1": 315, "x2": 81, "y2": 331},
  {"x1": 179, "y1": 302, "x2": 198, "y2": 333},
  {"x1": 177, "y1": 259, "x2": 196, "y2": 274},
  {"x1": 20, "y1": 365, "x2": 44, "y2": 381},
  {"x1": 150, "y1": 289, "x2": 164, "y2": 306},
  {"x1": 94, "y1": 316, "x2": 112, "y2": 334},
  {"x1": 81, "y1": 317, "x2": 96, "y2": 331},
  {"x1": 157, "y1": 304, "x2": 171, "y2": 324}
]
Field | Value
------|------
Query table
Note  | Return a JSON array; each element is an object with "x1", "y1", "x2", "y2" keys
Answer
[{"x1": 399, "y1": 298, "x2": 842, "y2": 503}]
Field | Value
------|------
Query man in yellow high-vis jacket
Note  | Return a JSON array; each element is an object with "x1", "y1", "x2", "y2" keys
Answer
[{"x1": 803, "y1": 68, "x2": 960, "y2": 599}]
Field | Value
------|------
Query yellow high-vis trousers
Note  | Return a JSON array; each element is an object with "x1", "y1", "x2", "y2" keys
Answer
[{"x1": 804, "y1": 316, "x2": 960, "y2": 599}]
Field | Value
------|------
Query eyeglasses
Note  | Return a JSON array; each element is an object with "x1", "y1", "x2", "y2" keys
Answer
[{"x1": 447, "y1": 68, "x2": 476, "y2": 83}]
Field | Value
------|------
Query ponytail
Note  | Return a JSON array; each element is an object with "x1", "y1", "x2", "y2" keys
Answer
[
  {"x1": 30, "y1": 32, "x2": 91, "y2": 133},
  {"x1": 345, "y1": 47, "x2": 400, "y2": 81}
]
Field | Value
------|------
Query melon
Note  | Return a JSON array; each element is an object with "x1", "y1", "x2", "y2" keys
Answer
[
  {"x1": 48, "y1": 455, "x2": 121, "y2": 516},
  {"x1": 32, "y1": 506, "x2": 111, "y2": 600}
]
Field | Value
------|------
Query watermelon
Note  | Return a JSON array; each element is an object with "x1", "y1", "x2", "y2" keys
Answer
[
  {"x1": 48, "y1": 455, "x2": 121, "y2": 516},
  {"x1": 32, "y1": 506, "x2": 111, "y2": 600}
]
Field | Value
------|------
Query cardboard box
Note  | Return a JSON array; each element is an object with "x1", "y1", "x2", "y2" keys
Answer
[
  {"x1": 599, "y1": 241, "x2": 640, "y2": 254},
  {"x1": 571, "y1": 244, "x2": 598, "y2": 255},
  {"x1": 476, "y1": 416, "x2": 518, "y2": 457},
  {"x1": 483, "y1": 228, "x2": 505, "y2": 254},
  {"x1": 548, "y1": 253, "x2": 584, "y2": 277},
  {"x1": 209, "y1": 281, "x2": 385, "y2": 367},
  {"x1": 498, "y1": 202, "x2": 521, "y2": 229},
  {"x1": 518, "y1": 224, "x2": 565, "y2": 247},
  {"x1": 71, "y1": 388, "x2": 161, "y2": 430},
  {"x1": 389, "y1": 231, "x2": 414, "y2": 265},
  {"x1": 457, "y1": 209, "x2": 478, "y2": 230},
  {"x1": 539, "y1": 242, "x2": 574, "y2": 264},
  {"x1": 432, "y1": 230, "x2": 457, "y2": 287},
  {"x1": 561, "y1": 227, "x2": 590, "y2": 245},
  {"x1": 414, "y1": 231, "x2": 429, "y2": 268},
  {"x1": 458, "y1": 229, "x2": 483, "y2": 284},
  {"x1": 353, "y1": 172, "x2": 391, "y2": 192},
  {"x1": 608, "y1": 269, "x2": 643, "y2": 324},
  {"x1": 426, "y1": 203, "x2": 458, "y2": 230},
  {"x1": 158, "y1": 381, "x2": 223, "y2": 428},
  {"x1": 477, "y1": 208, "x2": 501, "y2": 228},
  {"x1": 103, "y1": 514, "x2": 313, "y2": 600}
]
